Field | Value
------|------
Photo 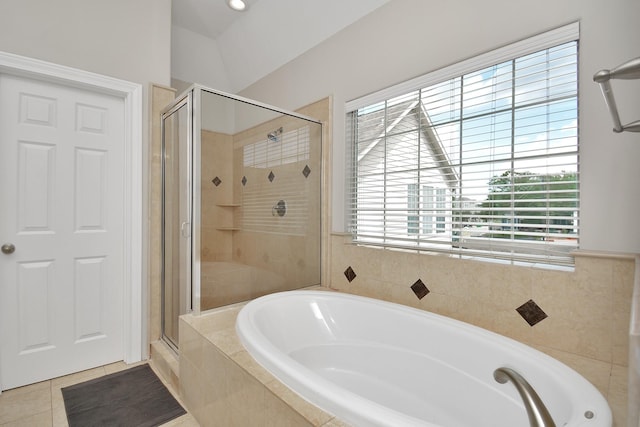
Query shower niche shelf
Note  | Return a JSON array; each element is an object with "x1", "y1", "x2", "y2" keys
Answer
[{"x1": 215, "y1": 203, "x2": 240, "y2": 231}]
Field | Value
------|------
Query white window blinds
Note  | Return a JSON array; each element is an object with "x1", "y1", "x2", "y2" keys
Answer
[{"x1": 346, "y1": 25, "x2": 579, "y2": 268}]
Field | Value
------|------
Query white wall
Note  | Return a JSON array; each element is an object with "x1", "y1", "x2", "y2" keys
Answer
[
  {"x1": 171, "y1": 0, "x2": 390, "y2": 93},
  {"x1": 216, "y1": 0, "x2": 391, "y2": 93},
  {"x1": 240, "y1": 0, "x2": 640, "y2": 253},
  {"x1": 171, "y1": 26, "x2": 232, "y2": 92},
  {"x1": 0, "y1": 0, "x2": 171, "y2": 87},
  {"x1": 0, "y1": 0, "x2": 173, "y2": 355}
]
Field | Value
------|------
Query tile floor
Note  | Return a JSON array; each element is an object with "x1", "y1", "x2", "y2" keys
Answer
[{"x1": 0, "y1": 360, "x2": 199, "y2": 427}]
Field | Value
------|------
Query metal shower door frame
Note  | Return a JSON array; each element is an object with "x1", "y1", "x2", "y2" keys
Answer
[{"x1": 160, "y1": 91, "x2": 194, "y2": 351}]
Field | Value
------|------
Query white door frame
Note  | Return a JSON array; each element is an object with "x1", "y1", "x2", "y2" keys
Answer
[{"x1": 0, "y1": 51, "x2": 144, "y2": 382}]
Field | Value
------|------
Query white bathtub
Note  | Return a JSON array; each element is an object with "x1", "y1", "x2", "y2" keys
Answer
[{"x1": 236, "y1": 290, "x2": 612, "y2": 427}]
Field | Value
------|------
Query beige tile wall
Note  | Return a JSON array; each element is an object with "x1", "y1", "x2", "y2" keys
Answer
[
  {"x1": 228, "y1": 105, "x2": 324, "y2": 284},
  {"x1": 148, "y1": 90, "x2": 331, "y2": 334},
  {"x1": 177, "y1": 280, "x2": 631, "y2": 427},
  {"x1": 201, "y1": 130, "x2": 235, "y2": 263},
  {"x1": 328, "y1": 233, "x2": 635, "y2": 426},
  {"x1": 197, "y1": 98, "x2": 329, "y2": 310},
  {"x1": 179, "y1": 312, "x2": 325, "y2": 426}
]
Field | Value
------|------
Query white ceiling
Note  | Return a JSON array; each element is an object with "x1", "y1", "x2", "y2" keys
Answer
[
  {"x1": 172, "y1": 0, "x2": 262, "y2": 40},
  {"x1": 171, "y1": 0, "x2": 391, "y2": 92}
]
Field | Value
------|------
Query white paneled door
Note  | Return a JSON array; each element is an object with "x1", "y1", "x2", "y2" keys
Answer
[{"x1": 0, "y1": 74, "x2": 126, "y2": 390}]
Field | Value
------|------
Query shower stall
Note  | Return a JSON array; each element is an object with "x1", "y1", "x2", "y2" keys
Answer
[{"x1": 160, "y1": 85, "x2": 323, "y2": 351}]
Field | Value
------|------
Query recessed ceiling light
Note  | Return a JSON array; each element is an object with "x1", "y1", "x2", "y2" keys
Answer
[{"x1": 227, "y1": 0, "x2": 247, "y2": 11}]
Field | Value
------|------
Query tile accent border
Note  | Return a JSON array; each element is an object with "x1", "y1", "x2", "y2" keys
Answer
[
  {"x1": 516, "y1": 299, "x2": 548, "y2": 326},
  {"x1": 344, "y1": 266, "x2": 356, "y2": 283},
  {"x1": 411, "y1": 279, "x2": 430, "y2": 300}
]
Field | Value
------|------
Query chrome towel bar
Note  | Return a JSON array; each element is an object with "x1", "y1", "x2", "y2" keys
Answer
[{"x1": 593, "y1": 57, "x2": 640, "y2": 133}]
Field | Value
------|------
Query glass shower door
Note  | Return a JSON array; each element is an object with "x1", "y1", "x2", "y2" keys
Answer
[{"x1": 161, "y1": 94, "x2": 192, "y2": 350}]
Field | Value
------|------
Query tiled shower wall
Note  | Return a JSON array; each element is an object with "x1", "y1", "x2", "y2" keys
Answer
[
  {"x1": 329, "y1": 232, "x2": 635, "y2": 425},
  {"x1": 201, "y1": 130, "x2": 234, "y2": 262},
  {"x1": 198, "y1": 99, "x2": 326, "y2": 309},
  {"x1": 231, "y1": 114, "x2": 322, "y2": 288},
  {"x1": 149, "y1": 92, "x2": 330, "y2": 334}
]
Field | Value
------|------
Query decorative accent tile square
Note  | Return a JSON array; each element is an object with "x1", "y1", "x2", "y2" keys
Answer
[
  {"x1": 516, "y1": 299, "x2": 548, "y2": 326},
  {"x1": 411, "y1": 279, "x2": 430, "y2": 300},
  {"x1": 344, "y1": 266, "x2": 357, "y2": 283}
]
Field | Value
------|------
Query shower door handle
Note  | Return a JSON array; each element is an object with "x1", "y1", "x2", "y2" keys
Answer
[{"x1": 181, "y1": 222, "x2": 191, "y2": 238}]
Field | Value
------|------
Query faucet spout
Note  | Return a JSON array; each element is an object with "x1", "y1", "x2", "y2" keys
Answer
[{"x1": 494, "y1": 367, "x2": 556, "y2": 427}]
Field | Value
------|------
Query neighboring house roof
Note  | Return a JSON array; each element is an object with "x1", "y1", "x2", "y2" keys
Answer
[{"x1": 356, "y1": 99, "x2": 459, "y2": 190}]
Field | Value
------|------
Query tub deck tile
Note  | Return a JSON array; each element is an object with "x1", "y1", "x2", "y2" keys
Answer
[
  {"x1": 231, "y1": 350, "x2": 279, "y2": 385},
  {"x1": 264, "y1": 378, "x2": 336, "y2": 426},
  {"x1": 182, "y1": 293, "x2": 341, "y2": 427},
  {"x1": 204, "y1": 326, "x2": 245, "y2": 356}
]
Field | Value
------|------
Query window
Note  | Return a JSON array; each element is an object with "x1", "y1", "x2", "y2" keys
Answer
[
  {"x1": 407, "y1": 184, "x2": 419, "y2": 234},
  {"x1": 346, "y1": 23, "x2": 579, "y2": 267}
]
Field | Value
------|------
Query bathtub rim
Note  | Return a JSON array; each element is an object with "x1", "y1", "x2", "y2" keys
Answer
[
  {"x1": 236, "y1": 289, "x2": 613, "y2": 427},
  {"x1": 237, "y1": 291, "x2": 444, "y2": 426}
]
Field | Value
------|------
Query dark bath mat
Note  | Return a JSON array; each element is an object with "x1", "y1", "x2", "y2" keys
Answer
[{"x1": 62, "y1": 364, "x2": 186, "y2": 427}]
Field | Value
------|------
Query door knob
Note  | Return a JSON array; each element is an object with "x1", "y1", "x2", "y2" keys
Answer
[{"x1": 1, "y1": 243, "x2": 15, "y2": 255}]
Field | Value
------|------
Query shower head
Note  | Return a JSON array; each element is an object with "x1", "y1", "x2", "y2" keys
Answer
[{"x1": 267, "y1": 127, "x2": 283, "y2": 142}]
